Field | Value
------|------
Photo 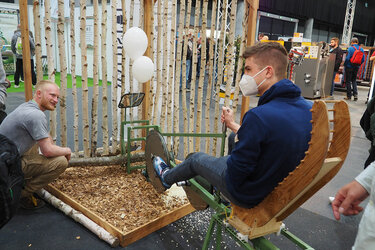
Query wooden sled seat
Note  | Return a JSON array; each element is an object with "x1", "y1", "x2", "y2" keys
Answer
[{"x1": 228, "y1": 100, "x2": 351, "y2": 239}]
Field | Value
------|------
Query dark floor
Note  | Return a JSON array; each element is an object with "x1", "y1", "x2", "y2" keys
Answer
[{"x1": 0, "y1": 85, "x2": 371, "y2": 249}]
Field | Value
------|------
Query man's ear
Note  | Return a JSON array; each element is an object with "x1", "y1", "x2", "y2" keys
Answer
[{"x1": 265, "y1": 66, "x2": 274, "y2": 79}]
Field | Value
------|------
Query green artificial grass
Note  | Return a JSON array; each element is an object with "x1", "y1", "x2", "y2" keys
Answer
[{"x1": 6, "y1": 72, "x2": 112, "y2": 93}]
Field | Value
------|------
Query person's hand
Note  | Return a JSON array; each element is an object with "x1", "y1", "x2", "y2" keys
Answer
[
  {"x1": 221, "y1": 106, "x2": 240, "y2": 133},
  {"x1": 5, "y1": 78, "x2": 11, "y2": 88},
  {"x1": 332, "y1": 180, "x2": 369, "y2": 220},
  {"x1": 64, "y1": 147, "x2": 72, "y2": 161}
]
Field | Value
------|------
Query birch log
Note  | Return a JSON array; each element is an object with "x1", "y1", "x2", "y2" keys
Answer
[
  {"x1": 137, "y1": 0, "x2": 144, "y2": 125},
  {"x1": 120, "y1": 0, "x2": 126, "y2": 125},
  {"x1": 37, "y1": 189, "x2": 119, "y2": 247},
  {"x1": 204, "y1": 0, "x2": 217, "y2": 153},
  {"x1": 111, "y1": 0, "x2": 118, "y2": 154},
  {"x1": 90, "y1": 0, "x2": 100, "y2": 156},
  {"x1": 147, "y1": 0, "x2": 155, "y2": 120},
  {"x1": 128, "y1": 0, "x2": 134, "y2": 140},
  {"x1": 166, "y1": 0, "x2": 176, "y2": 150},
  {"x1": 188, "y1": 0, "x2": 201, "y2": 151},
  {"x1": 181, "y1": 0, "x2": 193, "y2": 157},
  {"x1": 212, "y1": 0, "x2": 227, "y2": 155},
  {"x1": 232, "y1": 3, "x2": 249, "y2": 114},
  {"x1": 172, "y1": 0, "x2": 185, "y2": 156},
  {"x1": 70, "y1": 0, "x2": 79, "y2": 154},
  {"x1": 160, "y1": 1, "x2": 169, "y2": 131},
  {"x1": 101, "y1": 0, "x2": 109, "y2": 155},
  {"x1": 57, "y1": 0, "x2": 67, "y2": 146},
  {"x1": 195, "y1": 0, "x2": 208, "y2": 152},
  {"x1": 44, "y1": 0, "x2": 56, "y2": 141},
  {"x1": 80, "y1": 0, "x2": 89, "y2": 157},
  {"x1": 32, "y1": 0, "x2": 43, "y2": 83},
  {"x1": 223, "y1": 0, "x2": 238, "y2": 109},
  {"x1": 152, "y1": 0, "x2": 162, "y2": 125}
]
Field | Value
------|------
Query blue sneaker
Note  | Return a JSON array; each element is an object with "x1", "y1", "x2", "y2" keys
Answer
[{"x1": 152, "y1": 156, "x2": 171, "y2": 189}]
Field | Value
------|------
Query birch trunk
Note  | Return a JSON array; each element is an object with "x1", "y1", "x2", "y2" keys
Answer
[
  {"x1": 232, "y1": 3, "x2": 249, "y2": 114},
  {"x1": 160, "y1": 1, "x2": 169, "y2": 131},
  {"x1": 32, "y1": 0, "x2": 43, "y2": 83},
  {"x1": 152, "y1": 0, "x2": 162, "y2": 125},
  {"x1": 212, "y1": 0, "x2": 228, "y2": 155},
  {"x1": 80, "y1": 0, "x2": 89, "y2": 157},
  {"x1": 172, "y1": 0, "x2": 186, "y2": 156},
  {"x1": 70, "y1": 0, "x2": 79, "y2": 154},
  {"x1": 128, "y1": 0, "x2": 135, "y2": 141},
  {"x1": 181, "y1": 0, "x2": 193, "y2": 157},
  {"x1": 147, "y1": 0, "x2": 155, "y2": 120},
  {"x1": 120, "y1": 0, "x2": 126, "y2": 126},
  {"x1": 223, "y1": 0, "x2": 238, "y2": 108},
  {"x1": 90, "y1": 0, "x2": 100, "y2": 156},
  {"x1": 195, "y1": 0, "x2": 208, "y2": 152},
  {"x1": 166, "y1": 0, "x2": 176, "y2": 150},
  {"x1": 57, "y1": 0, "x2": 67, "y2": 147},
  {"x1": 188, "y1": 0, "x2": 201, "y2": 151},
  {"x1": 44, "y1": 0, "x2": 56, "y2": 141},
  {"x1": 101, "y1": 0, "x2": 109, "y2": 155},
  {"x1": 38, "y1": 189, "x2": 119, "y2": 247},
  {"x1": 111, "y1": 0, "x2": 118, "y2": 154},
  {"x1": 137, "y1": 0, "x2": 144, "y2": 125},
  {"x1": 204, "y1": 0, "x2": 217, "y2": 153}
]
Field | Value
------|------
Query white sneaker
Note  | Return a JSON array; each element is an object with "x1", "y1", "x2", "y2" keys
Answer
[{"x1": 14, "y1": 85, "x2": 20, "y2": 88}]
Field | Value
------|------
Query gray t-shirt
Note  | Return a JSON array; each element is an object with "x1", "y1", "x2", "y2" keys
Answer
[{"x1": 0, "y1": 100, "x2": 49, "y2": 155}]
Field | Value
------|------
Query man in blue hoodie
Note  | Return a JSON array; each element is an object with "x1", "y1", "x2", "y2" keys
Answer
[
  {"x1": 153, "y1": 42, "x2": 312, "y2": 208},
  {"x1": 344, "y1": 37, "x2": 365, "y2": 101}
]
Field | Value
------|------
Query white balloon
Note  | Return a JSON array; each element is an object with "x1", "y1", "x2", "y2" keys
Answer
[
  {"x1": 123, "y1": 27, "x2": 148, "y2": 60},
  {"x1": 132, "y1": 56, "x2": 154, "y2": 83}
]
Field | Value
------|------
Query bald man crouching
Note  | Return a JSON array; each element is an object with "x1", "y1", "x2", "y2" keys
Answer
[{"x1": 0, "y1": 80, "x2": 71, "y2": 209}]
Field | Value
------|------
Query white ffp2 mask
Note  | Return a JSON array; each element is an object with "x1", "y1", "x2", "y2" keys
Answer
[{"x1": 239, "y1": 67, "x2": 268, "y2": 96}]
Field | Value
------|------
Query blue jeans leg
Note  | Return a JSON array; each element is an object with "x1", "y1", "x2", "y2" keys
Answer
[
  {"x1": 186, "y1": 59, "x2": 191, "y2": 87},
  {"x1": 163, "y1": 152, "x2": 238, "y2": 203}
]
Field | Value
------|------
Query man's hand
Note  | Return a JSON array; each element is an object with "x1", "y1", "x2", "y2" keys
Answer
[
  {"x1": 221, "y1": 106, "x2": 240, "y2": 133},
  {"x1": 5, "y1": 79, "x2": 11, "y2": 88},
  {"x1": 332, "y1": 180, "x2": 369, "y2": 220},
  {"x1": 64, "y1": 147, "x2": 71, "y2": 161}
]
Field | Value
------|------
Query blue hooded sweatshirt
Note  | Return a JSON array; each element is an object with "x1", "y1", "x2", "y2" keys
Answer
[{"x1": 225, "y1": 79, "x2": 312, "y2": 208}]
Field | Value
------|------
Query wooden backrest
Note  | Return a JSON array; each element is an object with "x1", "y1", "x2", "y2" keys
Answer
[{"x1": 230, "y1": 100, "x2": 332, "y2": 228}]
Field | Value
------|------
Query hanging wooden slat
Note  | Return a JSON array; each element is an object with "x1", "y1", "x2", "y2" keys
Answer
[
  {"x1": 111, "y1": 0, "x2": 119, "y2": 154},
  {"x1": 90, "y1": 0, "x2": 100, "y2": 156},
  {"x1": 195, "y1": 0, "x2": 209, "y2": 152},
  {"x1": 57, "y1": 0, "x2": 68, "y2": 146},
  {"x1": 204, "y1": 0, "x2": 217, "y2": 154},
  {"x1": 80, "y1": 0, "x2": 89, "y2": 156},
  {"x1": 69, "y1": 0, "x2": 79, "y2": 154},
  {"x1": 32, "y1": 0, "x2": 43, "y2": 83},
  {"x1": 44, "y1": 0, "x2": 56, "y2": 140},
  {"x1": 101, "y1": 0, "x2": 109, "y2": 155}
]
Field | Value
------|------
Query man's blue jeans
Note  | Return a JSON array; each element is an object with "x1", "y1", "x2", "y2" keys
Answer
[
  {"x1": 163, "y1": 152, "x2": 244, "y2": 206},
  {"x1": 179, "y1": 59, "x2": 191, "y2": 89}
]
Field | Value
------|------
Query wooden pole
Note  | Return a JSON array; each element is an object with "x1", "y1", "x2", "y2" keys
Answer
[
  {"x1": 240, "y1": 0, "x2": 259, "y2": 122},
  {"x1": 101, "y1": 0, "x2": 109, "y2": 155},
  {"x1": 111, "y1": 0, "x2": 118, "y2": 154},
  {"x1": 143, "y1": 0, "x2": 152, "y2": 143},
  {"x1": 33, "y1": 0, "x2": 43, "y2": 83},
  {"x1": 19, "y1": 0, "x2": 32, "y2": 101}
]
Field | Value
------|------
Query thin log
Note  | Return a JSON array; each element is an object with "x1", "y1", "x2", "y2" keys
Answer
[
  {"x1": 195, "y1": 0, "x2": 208, "y2": 152},
  {"x1": 137, "y1": 0, "x2": 144, "y2": 127},
  {"x1": 57, "y1": 0, "x2": 67, "y2": 146},
  {"x1": 68, "y1": 153, "x2": 144, "y2": 167},
  {"x1": 172, "y1": 0, "x2": 185, "y2": 156},
  {"x1": 90, "y1": 0, "x2": 100, "y2": 156},
  {"x1": 32, "y1": 0, "x2": 43, "y2": 83},
  {"x1": 37, "y1": 189, "x2": 119, "y2": 247},
  {"x1": 19, "y1": 1, "x2": 32, "y2": 100},
  {"x1": 212, "y1": 0, "x2": 228, "y2": 155},
  {"x1": 181, "y1": 0, "x2": 193, "y2": 157},
  {"x1": 128, "y1": 0, "x2": 135, "y2": 142},
  {"x1": 152, "y1": 0, "x2": 162, "y2": 125},
  {"x1": 69, "y1": 0, "x2": 79, "y2": 154},
  {"x1": 204, "y1": 0, "x2": 217, "y2": 154},
  {"x1": 223, "y1": 0, "x2": 238, "y2": 108},
  {"x1": 146, "y1": 0, "x2": 155, "y2": 121},
  {"x1": 101, "y1": 0, "x2": 109, "y2": 155},
  {"x1": 80, "y1": 0, "x2": 89, "y2": 157},
  {"x1": 188, "y1": 0, "x2": 201, "y2": 151},
  {"x1": 160, "y1": 1, "x2": 169, "y2": 131},
  {"x1": 166, "y1": 0, "x2": 177, "y2": 150},
  {"x1": 232, "y1": 3, "x2": 249, "y2": 115},
  {"x1": 120, "y1": 0, "x2": 127, "y2": 127},
  {"x1": 111, "y1": 0, "x2": 119, "y2": 154},
  {"x1": 44, "y1": 0, "x2": 56, "y2": 141}
]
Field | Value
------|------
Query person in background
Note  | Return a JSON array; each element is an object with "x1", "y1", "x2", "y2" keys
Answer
[
  {"x1": 344, "y1": 37, "x2": 365, "y2": 101},
  {"x1": 11, "y1": 25, "x2": 37, "y2": 88},
  {"x1": 329, "y1": 37, "x2": 344, "y2": 97},
  {"x1": 0, "y1": 50, "x2": 11, "y2": 124}
]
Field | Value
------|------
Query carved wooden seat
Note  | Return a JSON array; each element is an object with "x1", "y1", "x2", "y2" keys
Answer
[{"x1": 228, "y1": 100, "x2": 351, "y2": 239}]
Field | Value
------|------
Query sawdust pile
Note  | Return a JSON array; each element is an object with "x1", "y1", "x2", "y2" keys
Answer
[{"x1": 51, "y1": 165, "x2": 188, "y2": 233}]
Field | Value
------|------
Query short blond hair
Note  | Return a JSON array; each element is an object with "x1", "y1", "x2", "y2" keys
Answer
[{"x1": 35, "y1": 80, "x2": 57, "y2": 91}]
